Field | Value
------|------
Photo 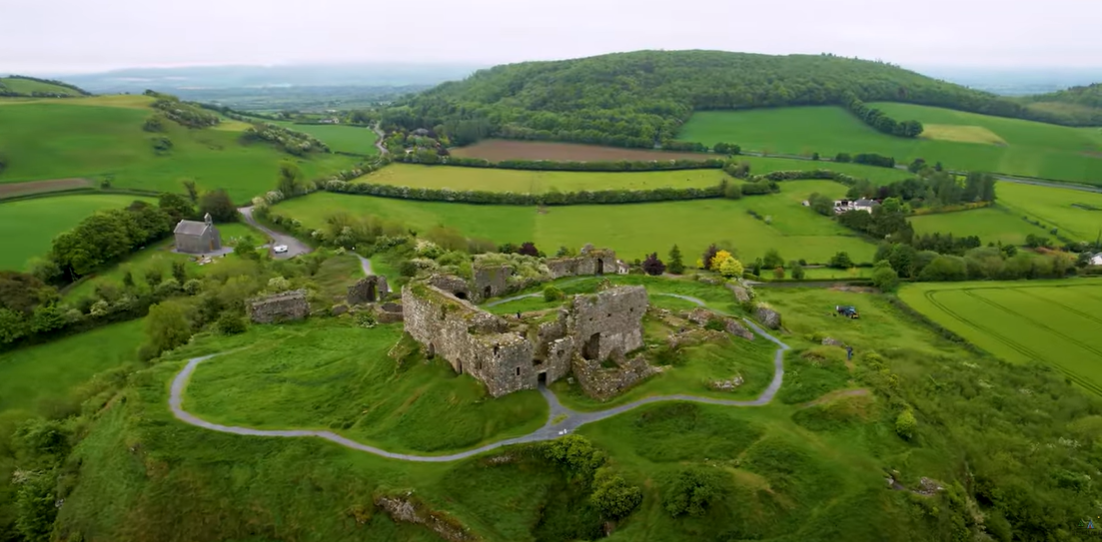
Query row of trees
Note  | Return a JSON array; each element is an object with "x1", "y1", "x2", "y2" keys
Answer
[
  {"x1": 323, "y1": 179, "x2": 724, "y2": 205},
  {"x1": 241, "y1": 122, "x2": 331, "y2": 156},
  {"x1": 845, "y1": 170, "x2": 998, "y2": 208},
  {"x1": 395, "y1": 151, "x2": 726, "y2": 172},
  {"x1": 843, "y1": 93, "x2": 923, "y2": 137},
  {"x1": 871, "y1": 241, "x2": 1077, "y2": 284}
]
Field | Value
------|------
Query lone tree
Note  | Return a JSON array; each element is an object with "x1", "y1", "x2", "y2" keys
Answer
[
  {"x1": 199, "y1": 189, "x2": 238, "y2": 222},
  {"x1": 643, "y1": 253, "x2": 666, "y2": 276},
  {"x1": 829, "y1": 251, "x2": 855, "y2": 269},
  {"x1": 701, "y1": 244, "x2": 719, "y2": 270},
  {"x1": 517, "y1": 242, "x2": 539, "y2": 257},
  {"x1": 667, "y1": 245, "x2": 685, "y2": 274}
]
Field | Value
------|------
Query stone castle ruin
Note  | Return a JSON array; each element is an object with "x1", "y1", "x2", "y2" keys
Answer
[
  {"x1": 347, "y1": 275, "x2": 389, "y2": 305},
  {"x1": 546, "y1": 247, "x2": 619, "y2": 279},
  {"x1": 402, "y1": 282, "x2": 652, "y2": 398},
  {"x1": 248, "y1": 289, "x2": 310, "y2": 323}
]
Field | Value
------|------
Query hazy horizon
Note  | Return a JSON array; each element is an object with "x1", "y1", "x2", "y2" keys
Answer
[{"x1": 3, "y1": 0, "x2": 1101, "y2": 75}]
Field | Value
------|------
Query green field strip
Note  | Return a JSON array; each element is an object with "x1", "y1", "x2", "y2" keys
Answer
[
  {"x1": 965, "y1": 289, "x2": 1102, "y2": 358},
  {"x1": 1015, "y1": 287, "x2": 1102, "y2": 326},
  {"x1": 922, "y1": 289, "x2": 1102, "y2": 396}
]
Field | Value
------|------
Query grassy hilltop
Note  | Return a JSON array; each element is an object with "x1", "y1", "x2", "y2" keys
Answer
[{"x1": 0, "y1": 94, "x2": 360, "y2": 202}]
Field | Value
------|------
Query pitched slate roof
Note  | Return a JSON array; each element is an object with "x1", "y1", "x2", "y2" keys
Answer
[{"x1": 174, "y1": 220, "x2": 211, "y2": 236}]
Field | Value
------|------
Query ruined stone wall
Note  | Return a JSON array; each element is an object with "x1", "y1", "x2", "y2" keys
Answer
[
  {"x1": 401, "y1": 284, "x2": 537, "y2": 397},
  {"x1": 428, "y1": 274, "x2": 471, "y2": 301},
  {"x1": 531, "y1": 310, "x2": 573, "y2": 384},
  {"x1": 347, "y1": 275, "x2": 389, "y2": 305},
  {"x1": 572, "y1": 354, "x2": 653, "y2": 401},
  {"x1": 545, "y1": 249, "x2": 618, "y2": 279},
  {"x1": 570, "y1": 285, "x2": 647, "y2": 360},
  {"x1": 247, "y1": 289, "x2": 309, "y2": 323},
  {"x1": 472, "y1": 265, "x2": 512, "y2": 302}
]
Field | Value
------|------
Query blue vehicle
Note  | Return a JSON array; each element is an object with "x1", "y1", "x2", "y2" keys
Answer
[{"x1": 835, "y1": 305, "x2": 860, "y2": 319}]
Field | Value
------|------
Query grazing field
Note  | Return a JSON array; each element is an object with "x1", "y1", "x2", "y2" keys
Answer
[
  {"x1": 908, "y1": 206, "x2": 1043, "y2": 246},
  {"x1": 0, "y1": 77, "x2": 83, "y2": 96},
  {"x1": 0, "y1": 194, "x2": 154, "y2": 271},
  {"x1": 0, "y1": 98, "x2": 360, "y2": 202},
  {"x1": 274, "y1": 191, "x2": 876, "y2": 264},
  {"x1": 996, "y1": 181, "x2": 1102, "y2": 241},
  {"x1": 919, "y1": 124, "x2": 1007, "y2": 145},
  {"x1": 357, "y1": 163, "x2": 728, "y2": 193},
  {"x1": 679, "y1": 104, "x2": 1102, "y2": 184},
  {"x1": 0, "y1": 319, "x2": 143, "y2": 415},
  {"x1": 184, "y1": 320, "x2": 548, "y2": 454},
  {"x1": 899, "y1": 280, "x2": 1102, "y2": 396},
  {"x1": 270, "y1": 121, "x2": 379, "y2": 155}
]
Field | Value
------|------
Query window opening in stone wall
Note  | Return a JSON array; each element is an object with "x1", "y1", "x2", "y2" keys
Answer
[
  {"x1": 596, "y1": 258, "x2": 604, "y2": 275},
  {"x1": 583, "y1": 333, "x2": 601, "y2": 360},
  {"x1": 455, "y1": 291, "x2": 468, "y2": 300},
  {"x1": 427, "y1": 343, "x2": 436, "y2": 359},
  {"x1": 493, "y1": 345, "x2": 500, "y2": 355},
  {"x1": 516, "y1": 366, "x2": 520, "y2": 376},
  {"x1": 538, "y1": 372, "x2": 547, "y2": 386},
  {"x1": 483, "y1": 286, "x2": 492, "y2": 300}
]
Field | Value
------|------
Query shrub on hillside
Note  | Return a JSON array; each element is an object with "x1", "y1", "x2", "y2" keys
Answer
[
  {"x1": 543, "y1": 286, "x2": 564, "y2": 302},
  {"x1": 660, "y1": 467, "x2": 726, "y2": 517},
  {"x1": 895, "y1": 408, "x2": 917, "y2": 440},
  {"x1": 217, "y1": 313, "x2": 247, "y2": 335},
  {"x1": 241, "y1": 122, "x2": 330, "y2": 156},
  {"x1": 145, "y1": 91, "x2": 220, "y2": 128},
  {"x1": 590, "y1": 468, "x2": 642, "y2": 520},
  {"x1": 142, "y1": 115, "x2": 166, "y2": 133},
  {"x1": 829, "y1": 252, "x2": 854, "y2": 269},
  {"x1": 642, "y1": 253, "x2": 666, "y2": 276}
]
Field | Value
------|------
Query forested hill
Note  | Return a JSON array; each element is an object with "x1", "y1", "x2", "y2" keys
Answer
[
  {"x1": 382, "y1": 50, "x2": 1100, "y2": 148},
  {"x1": 1021, "y1": 83, "x2": 1102, "y2": 125}
]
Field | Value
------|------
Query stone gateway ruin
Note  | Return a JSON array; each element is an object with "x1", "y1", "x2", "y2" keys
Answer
[
  {"x1": 402, "y1": 281, "x2": 652, "y2": 398},
  {"x1": 247, "y1": 289, "x2": 310, "y2": 323}
]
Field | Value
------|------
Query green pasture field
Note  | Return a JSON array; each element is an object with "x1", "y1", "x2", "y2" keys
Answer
[
  {"x1": 0, "y1": 319, "x2": 143, "y2": 416},
  {"x1": 357, "y1": 163, "x2": 728, "y2": 193},
  {"x1": 0, "y1": 97, "x2": 360, "y2": 203},
  {"x1": 0, "y1": 77, "x2": 82, "y2": 96},
  {"x1": 183, "y1": 320, "x2": 548, "y2": 454},
  {"x1": 0, "y1": 194, "x2": 155, "y2": 271},
  {"x1": 678, "y1": 104, "x2": 1102, "y2": 184},
  {"x1": 908, "y1": 206, "x2": 1044, "y2": 246},
  {"x1": 273, "y1": 190, "x2": 876, "y2": 264},
  {"x1": 63, "y1": 221, "x2": 266, "y2": 301},
  {"x1": 997, "y1": 181, "x2": 1102, "y2": 241},
  {"x1": 359, "y1": 159, "x2": 910, "y2": 195},
  {"x1": 899, "y1": 280, "x2": 1102, "y2": 396},
  {"x1": 272, "y1": 121, "x2": 379, "y2": 155}
]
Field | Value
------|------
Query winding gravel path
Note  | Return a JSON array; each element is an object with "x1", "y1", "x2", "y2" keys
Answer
[
  {"x1": 169, "y1": 293, "x2": 788, "y2": 462},
  {"x1": 238, "y1": 206, "x2": 312, "y2": 260}
]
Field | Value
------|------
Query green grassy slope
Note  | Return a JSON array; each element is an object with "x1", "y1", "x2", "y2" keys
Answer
[
  {"x1": 274, "y1": 189, "x2": 876, "y2": 264},
  {"x1": 679, "y1": 104, "x2": 1102, "y2": 184},
  {"x1": 0, "y1": 77, "x2": 84, "y2": 96},
  {"x1": 0, "y1": 320, "x2": 143, "y2": 415},
  {"x1": 908, "y1": 206, "x2": 1045, "y2": 246},
  {"x1": 392, "y1": 50, "x2": 1081, "y2": 149},
  {"x1": 0, "y1": 194, "x2": 155, "y2": 271},
  {"x1": 0, "y1": 98, "x2": 359, "y2": 203},
  {"x1": 272, "y1": 121, "x2": 379, "y2": 155}
]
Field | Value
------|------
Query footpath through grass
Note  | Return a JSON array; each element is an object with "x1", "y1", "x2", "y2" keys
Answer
[
  {"x1": 183, "y1": 320, "x2": 549, "y2": 454},
  {"x1": 274, "y1": 189, "x2": 876, "y2": 264},
  {"x1": 679, "y1": 104, "x2": 1102, "y2": 184},
  {"x1": 899, "y1": 280, "x2": 1102, "y2": 396},
  {"x1": 0, "y1": 193, "x2": 155, "y2": 271}
]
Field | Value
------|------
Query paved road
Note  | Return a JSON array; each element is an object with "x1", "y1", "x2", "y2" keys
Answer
[
  {"x1": 238, "y1": 206, "x2": 312, "y2": 260},
  {"x1": 372, "y1": 123, "x2": 388, "y2": 155},
  {"x1": 169, "y1": 293, "x2": 790, "y2": 462}
]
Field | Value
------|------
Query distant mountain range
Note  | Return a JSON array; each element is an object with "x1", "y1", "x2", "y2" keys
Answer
[{"x1": 55, "y1": 63, "x2": 486, "y2": 93}]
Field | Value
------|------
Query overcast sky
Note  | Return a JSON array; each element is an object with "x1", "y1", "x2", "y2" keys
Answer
[{"x1": 2, "y1": 0, "x2": 1099, "y2": 74}]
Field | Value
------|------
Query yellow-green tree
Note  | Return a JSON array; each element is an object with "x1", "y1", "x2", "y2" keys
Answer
[{"x1": 719, "y1": 257, "x2": 744, "y2": 278}]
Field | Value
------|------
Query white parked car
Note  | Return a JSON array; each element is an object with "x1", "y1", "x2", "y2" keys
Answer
[{"x1": 273, "y1": 244, "x2": 289, "y2": 254}]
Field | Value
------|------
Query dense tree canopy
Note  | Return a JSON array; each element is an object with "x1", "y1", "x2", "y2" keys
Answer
[
  {"x1": 386, "y1": 50, "x2": 1099, "y2": 148},
  {"x1": 1021, "y1": 83, "x2": 1102, "y2": 125}
]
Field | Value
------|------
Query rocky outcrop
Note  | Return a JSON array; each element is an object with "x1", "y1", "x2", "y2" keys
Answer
[
  {"x1": 686, "y1": 308, "x2": 713, "y2": 326},
  {"x1": 374, "y1": 302, "x2": 404, "y2": 323},
  {"x1": 347, "y1": 275, "x2": 389, "y2": 305},
  {"x1": 724, "y1": 318, "x2": 754, "y2": 341},
  {"x1": 374, "y1": 494, "x2": 478, "y2": 542},
  {"x1": 708, "y1": 374, "x2": 745, "y2": 392},
  {"x1": 247, "y1": 289, "x2": 309, "y2": 324},
  {"x1": 755, "y1": 305, "x2": 782, "y2": 329},
  {"x1": 727, "y1": 283, "x2": 751, "y2": 303}
]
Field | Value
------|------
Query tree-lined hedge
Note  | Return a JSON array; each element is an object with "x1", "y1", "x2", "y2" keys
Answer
[
  {"x1": 844, "y1": 93, "x2": 923, "y2": 137},
  {"x1": 395, "y1": 152, "x2": 725, "y2": 172},
  {"x1": 324, "y1": 180, "x2": 722, "y2": 205}
]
